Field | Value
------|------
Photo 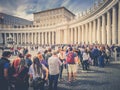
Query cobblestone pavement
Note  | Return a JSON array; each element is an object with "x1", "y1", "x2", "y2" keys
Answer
[
  {"x1": 52, "y1": 61, "x2": 120, "y2": 90},
  {"x1": 1, "y1": 50, "x2": 120, "y2": 90}
]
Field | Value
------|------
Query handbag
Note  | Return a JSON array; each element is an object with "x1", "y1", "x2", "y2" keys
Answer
[{"x1": 32, "y1": 77, "x2": 44, "y2": 87}]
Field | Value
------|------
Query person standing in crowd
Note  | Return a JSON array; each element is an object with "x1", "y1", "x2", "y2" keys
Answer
[
  {"x1": 77, "y1": 48, "x2": 83, "y2": 66},
  {"x1": 23, "y1": 47, "x2": 29, "y2": 56},
  {"x1": 29, "y1": 57, "x2": 48, "y2": 90},
  {"x1": 42, "y1": 50, "x2": 48, "y2": 61},
  {"x1": 74, "y1": 50, "x2": 80, "y2": 77},
  {"x1": 98, "y1": 46, "x2": 106, "y2": 67},
  {"x1": 37, "y1": 53, "x2": 48, "y2": 68},
  {"x1": 58, "y1": 49, "x2": 66, "y2": 81},
  {"x1": 37, "y1": 53, "x2": 48, "y2": 86},
  {"x1": 13, "y1": 59, "x2": 29, "y2": 90},
  {"x1": 0, "y1": 51, "x2": 12, "y2": 90},
  {"x1": 66, "y1": 47, "x2": 76, "y2": 82},
  {"x1": 25, "y1": 54, "x2": 32, "y2": 68},
  {"x1": 82, "y1": 49, "x2": 90, "y2": 71},
  {"x1": 92, "y1": 46, "x2": 99, "y2": 66},
  {"x1": 12, "y1": 53, "x2": 24, "y2": 72},
  {"x1": 48, "y1": 50, "x2": 62, "y2": 90},
  {"x1": 45, "y1": 48, "x2": 52, "y2": 63},
  {"x1": 105, "y1": 46, "x2": 111, "y2": 64}
]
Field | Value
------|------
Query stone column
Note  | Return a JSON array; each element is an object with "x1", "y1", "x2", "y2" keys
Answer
[
  {"x1": 74, "y1": 28, "x2": 76, "y2": 44},
  {"x1": 54, "y1": 32, "x2": 56, "y2": 44},
  {"x1": 45, "y1": 32, "x2": 47, "y2": 45},
  {"x1": 55, "y1": 31, "x2": 58, "y2": 44},
  {"x1": 24, "y1": 33, "x2": 26, "y2": 45},
  {"x1": 35, "y1": 33, "x2": 37, "y2": 44},
  {"x1": 107, "y1": 11, "x2": 112, "y2": 45},
  {"x1": 4, "y1": 33, "x2": 7, "y2": 45},
  {"x1": 89, "y1": 22, "x2": 92, "y2": 44},
  {"x1": 28, "y1": 33, "x2": 30, "y2": 44},
  {"x1": 21, "y1": 33, "x2": 22, "y2": 44},
  {"x1": 74, "y1": 27, "x2": 77, "y2": 44},
  {"x1": 118, "y1": 1, "x2": 120, "y2": 45},
  {"x1": 38, "y1": 32, "x2": 40, "y2": 45},
  {"x1": 17, "y1": 33, "x2": 19, "y2": 45},
  {"x1": 64, "y1": 30, "x2": 66, "y2": 44},
  {"x1": 67, "y1": 29, "x2": 70, "y2": 44},
  {"x1": 49, "y1": 32, "x2": 51, "y2": 45},
  {"x1": 44, "y1": 32, "x2": 46, "y2": 45},
  {"x1": 102, "y1": 14, "x2": 106, "y2": 44},
  {"x1": 65, "y1": 29, "x2": 69, "y2": 44},
  {"x1": 97, "y1": 17, "x2": 101, "y2": 44},
  {"x1": 93, "y1": 20, "x2": 97, "y2": 43},
  {"x1": 12, "y1": 33, "x2": 14, "y2": 43},
  {"x1": 62, "y1": 30, "x2": 64, "y2": 44},
  {"x1": 42, "y1": 32, "x2": 44, "y2": 45},
  {"x1": 40, "y1": 33, "x2": 41, "y2": 45},
  {"x1": 87, "y1": 23, "x2": 90, "y2": 44},
  {"x1": 84, "y1": 24, "x2": 87, "y2": 43},
  {"x1": 76, "y1": 27, "x2": 78, "y2": 44},
  {"x1": 31, "y1": 33, "x2": 33, "y2": 44},
  {"x1": 112, "y1": 6, "x2": 117, "y2": 44},
  {"x1": 59, "y1": 30, "x2": 61, "y2": 44},
  {"x1": 86, "y1": 24, "x2": 88, "y2": 44},
  {"x1": 82, "y1": 25, "x2": 84, "y2": 43},
  {"x1": 80, "y1": 26, "x2": 82, "y2": 43},
  {"x1": 78, "y1": 26, "x2": 80, "y2": 43},
  {"x1": 58, "y1": 30, "x2": 60, "y2": 44},
  {"x1": 52, "y1": 31, "x2": 54, "y2": 44},
  {"x1": 71, "y1": 28, "x2": 73, "y2": 44}
]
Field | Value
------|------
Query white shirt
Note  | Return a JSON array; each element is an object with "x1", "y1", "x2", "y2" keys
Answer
[
  {"x1": 48, "y1": 56, "x2": 62, "y2": 75},
  {"x1": 29, "y1": 64, "x2": 46, "y2": 79},
  {"x1": 82, "y1": 52, "x2": 89, "y2": 61}
]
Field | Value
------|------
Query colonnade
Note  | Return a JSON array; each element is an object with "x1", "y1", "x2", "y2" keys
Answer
[
  {"x1": 0, "y1": 0, "x2": 120, "y2": 46},
  {"x1": 3, "y1": 31, "x2": 56, "y2": 45},
  {"x1": 63, "y1": 0, "x2": 120, "y2": 45}
]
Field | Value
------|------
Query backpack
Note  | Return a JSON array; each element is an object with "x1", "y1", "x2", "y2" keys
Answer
[
  {"x1": 66, "y1": 52, "x2": 75, "y2": 64},
  {"x1": 0, "y1": 59, "x2": 5, "y2": 78},
  {"x1": 11, "y1": 66, "x2": 28, "y2": 86},
  {"x1": 0, "y1": 58, "x2": 9, "y2": 78},
  {"x1": 25, "y1": 59, "x2": 32, "y2": 67}
]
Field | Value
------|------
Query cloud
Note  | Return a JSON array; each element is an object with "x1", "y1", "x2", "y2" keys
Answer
[
  {"x1": 0, "y1": 6, "x2": 3, "y2": 12},
  {"x1": 14, "y1": 5, "x2": 33, "y2": 20},
  {"x1": 0, "y1": 0, "x2": 96, "y2": 21},
  {"x1": 0, "y1": 0, "x2": 34, "y2": 20}
]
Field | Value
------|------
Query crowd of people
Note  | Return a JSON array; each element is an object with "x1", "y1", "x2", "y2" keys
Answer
[{"x1": 0, "y1": 44, "x2": 119, "y2": 90}]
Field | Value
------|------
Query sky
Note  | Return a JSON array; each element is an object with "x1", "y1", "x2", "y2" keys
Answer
[{"x1": 0, "y1": 0, "x2": 98, "y2": 21}]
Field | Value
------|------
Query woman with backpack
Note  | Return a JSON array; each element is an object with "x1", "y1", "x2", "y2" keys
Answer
[
  {"x1": 29, "y1": 57, "x2": 48, "y2": 90},
  {"x1": 12, "y1": 59, "x2": 29, "y2": 90}
]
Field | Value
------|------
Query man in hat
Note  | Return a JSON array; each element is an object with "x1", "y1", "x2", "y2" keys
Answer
[{"x1": 0, "y1": 51, "x2": 12, "y2": 90}]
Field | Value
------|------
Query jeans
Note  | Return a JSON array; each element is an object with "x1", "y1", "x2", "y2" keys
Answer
[
  {"x1": 49, "y1": 74, "x2": 59, "y2": 90},
  {"x1": 93, "y1": 57, "x2": 98, "y2": 66},
  {"x1": 59, "y1": 64, "x2": 63, "y2": 79},
  {"x1": 82, "y1": 60, "x2": 88, "y2": 70},
  {"x1": 99, "y1": 58, "x2": 105, "y2": 67},
  {"x1": 0, "y1": 78, "x2": 9, "y2": 90}
]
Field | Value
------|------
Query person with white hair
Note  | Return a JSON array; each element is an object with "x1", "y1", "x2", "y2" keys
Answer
[{"x1": 48, "y1": 50, "x2": 62, "y2": 90}]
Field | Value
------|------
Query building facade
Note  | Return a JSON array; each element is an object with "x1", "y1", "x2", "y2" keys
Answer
[
  {"x1": 0, "y1": 13, "x2": 33, "y2": 25},
  {"x1": 33, "y1": 7, "x2": 75, "y2": 27},
  {"x1": 0, "y1": 0, "x2": 120, "y2": 46}
]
